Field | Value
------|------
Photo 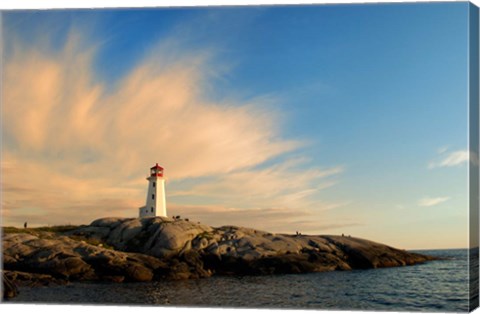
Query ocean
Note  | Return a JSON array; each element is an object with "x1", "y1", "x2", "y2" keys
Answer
[{"x1": 8, "y1": 249, "x2": 477, "y2": 312}]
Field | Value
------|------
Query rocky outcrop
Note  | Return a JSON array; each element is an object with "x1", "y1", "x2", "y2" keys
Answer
[
  {"x1": 2, "y1": 231, "x2": 210, "y2": 284},
  {"x1": 2, "y1": 272, "x2": 18, "y2": 300},
  {"x1": 68, "y1": 218, "x2": 434, "y2": 270},
  {"x1": 86, "y1": 217, "x2": 212, "y2": 257},
  {"x1": 2, "y1": 217, "x2": 436, "y2": 292}
]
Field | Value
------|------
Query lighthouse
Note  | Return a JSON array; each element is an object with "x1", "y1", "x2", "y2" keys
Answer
[{"x1": 139, "y1": 163, "x2": 167, "y2": 218}]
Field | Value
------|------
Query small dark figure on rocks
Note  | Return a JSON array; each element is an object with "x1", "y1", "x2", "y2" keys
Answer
[{"x1": 24, "y1": 222, "x2": 27, "y2": 229}]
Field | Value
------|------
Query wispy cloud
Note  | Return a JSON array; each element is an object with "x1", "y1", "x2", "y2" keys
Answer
[
  {"x1": 418, "y1": 196, "x2": 450, "y2": 207},
  {"x1": 2, "y1": 29, "x2": 344, "y2": 228},
  {"x1": 428, "y1": 149, "x2": 469, "y2": 169},
  {"x1": 171, "y1": 160, "x2": 344, "y2": 209}
]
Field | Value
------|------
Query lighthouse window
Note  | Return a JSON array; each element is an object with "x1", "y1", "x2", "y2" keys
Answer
[
  {"x1": 151, "y1": 207, "x2": 154, "y2": 213},
  {"x1": 153, "y1": 182, "x2": 156, "y2": 187},
  {"x1": 152, "y1": 194, "x2": 155, "y2": 200}
]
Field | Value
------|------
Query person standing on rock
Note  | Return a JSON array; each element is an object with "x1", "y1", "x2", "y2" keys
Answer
[{"x1": 24, "y1": 222, "x2": 27, "y2": 229}]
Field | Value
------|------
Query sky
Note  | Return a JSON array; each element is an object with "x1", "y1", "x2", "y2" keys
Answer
[{"x1": 0, "y1": 2, "x2": 473, "y2": 249}]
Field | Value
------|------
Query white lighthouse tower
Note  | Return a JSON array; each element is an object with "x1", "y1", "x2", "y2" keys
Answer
[{"x1": 139, "y1": 163, "x2": 167, "y2": 218}]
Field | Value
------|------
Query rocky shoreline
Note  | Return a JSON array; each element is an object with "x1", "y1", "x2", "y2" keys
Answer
[{"x1": 2, "y1": 217, "x2": 437, "y2": 300}]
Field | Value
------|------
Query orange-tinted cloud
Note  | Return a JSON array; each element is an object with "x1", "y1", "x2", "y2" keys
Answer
[{"x1": 2, "y1": 29, "x2": 343, "y2": 229}]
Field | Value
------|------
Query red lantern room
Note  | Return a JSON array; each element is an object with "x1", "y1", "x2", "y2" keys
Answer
[{"x1": 150, "y1": 163, "x2": 164, "y2": 177}]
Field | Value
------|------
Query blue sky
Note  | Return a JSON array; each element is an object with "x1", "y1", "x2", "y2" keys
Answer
[{"x1": 1, "y1": 2, "x2": 472, "y2": 249}]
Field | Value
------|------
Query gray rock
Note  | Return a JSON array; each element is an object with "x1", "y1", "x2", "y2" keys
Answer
[
  {"x1": 147, "y1": 221, "x2": 212, "y2": 257},
  {"x1": 2, "y1": 217, "x2": 437, "y2": 285},
  {"x1": 90, "y1": 217, "x2": 127, "y2": 229},
  {"x1": 192, "y1": 237, "x2": 209, "y2": 250},
  {"x1": 2, "y1": 232, "x2": 168, "y2": 283},
  {"x1": 2, "y1": 273, "x2": 18, "y2": 300},
  {"x1": 69, "y1": 226, "x2": 111, "y2": 240}
]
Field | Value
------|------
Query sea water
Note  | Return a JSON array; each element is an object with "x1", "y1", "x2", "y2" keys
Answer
[{"x1": 9, "y1": 249, "x2": 477, "y2": 312}]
